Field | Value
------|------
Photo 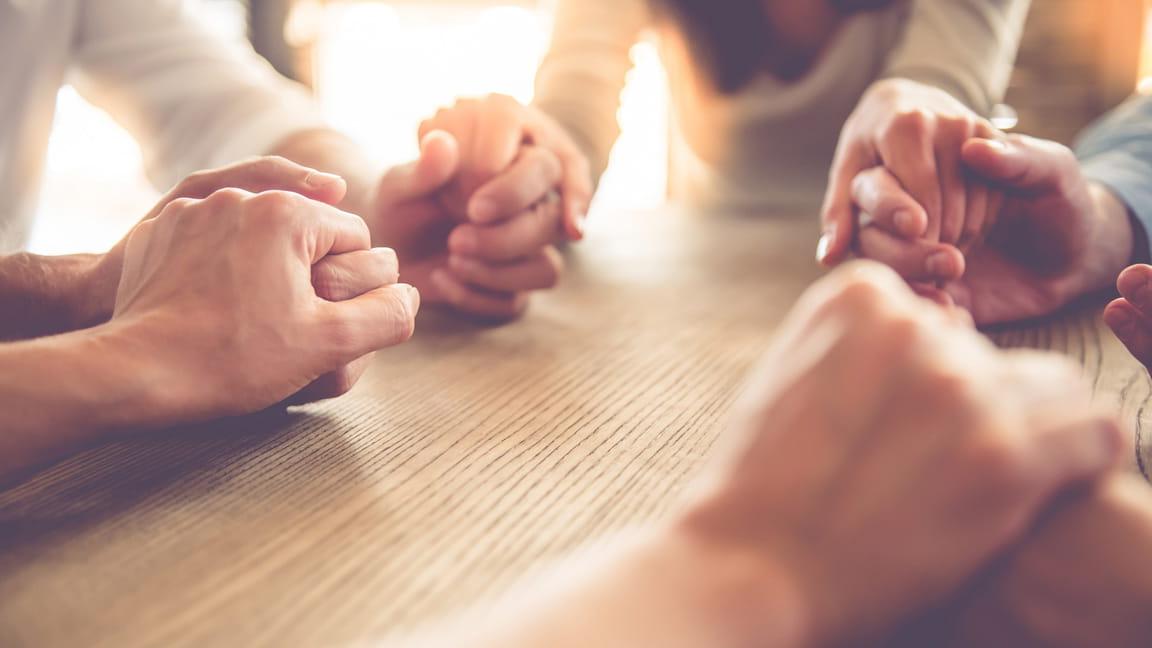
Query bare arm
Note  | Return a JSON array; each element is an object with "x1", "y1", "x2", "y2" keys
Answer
[
  {"x1": 0, "y1": 252, "x2": 116, "y2": 341},
  {"x1": 405, "y1": 526, "x2": 805, "y2": 648},
  {"x1": 0, "y1": 322, "x2": 160, "y2": 481},
  {"x1": 532, "y1": 0, "x2": 648, "y2": 183}
]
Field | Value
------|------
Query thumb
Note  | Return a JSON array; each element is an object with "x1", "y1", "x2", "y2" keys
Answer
[
  {"x1": 961, "y1": 135, "x2": 1078, "y2": 191},
  {"x1": 817, "y1": 178, "x2": 856, "y2": 267},
  {"x1": 318, "y1": 283, "x2": 421, "y2": 361},
  {"x1": 377, "y1": 130, "x2": 461, "y2": 204},
  {"x1": 818, "y1": 144, "x2": 872, "y2": 267}
]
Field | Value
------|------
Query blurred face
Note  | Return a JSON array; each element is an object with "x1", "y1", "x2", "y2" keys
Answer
[{"x1": 653, "y1": 0, "x2": 898, "y2": 92}]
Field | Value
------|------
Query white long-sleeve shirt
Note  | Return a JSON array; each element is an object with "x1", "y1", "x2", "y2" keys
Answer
[
  {"x1": 534, "y1": 0, "x2": 1031, "y2": 212},
  {"x1": 0, "y1": 0, "x2": 325, "y2": 253}
]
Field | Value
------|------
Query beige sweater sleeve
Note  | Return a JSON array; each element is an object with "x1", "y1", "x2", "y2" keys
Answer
[
  {"x1": 533, "y1": 0, "x2": 649, "y2": 182},
  {"x1": 883, "y1": 0, "x2": 1032, "y2": 114}
]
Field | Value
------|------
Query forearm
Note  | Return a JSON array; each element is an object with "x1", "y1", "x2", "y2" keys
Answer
[
  {"x1": 532, "y1": 0, "x2": 645, "y2": 181},
  {"x1": 408, "y1": 525, "x2": 809, "y2": 648},
  {"x1": 0, "y1": 252, "x2": 112, "y2": 341},
  {"x1": 0, "y1": 323, "x2": 162, "y2": 481},
  {"x1": 882, "y1": 0, "x2": 1031, "y2": 113}
]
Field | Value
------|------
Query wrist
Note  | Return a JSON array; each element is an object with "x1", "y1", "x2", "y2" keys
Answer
[
  {"x1": 1072, "y1": 182, "x2": 1139, "y2": 297},
  {"x1": 67, "y1": 252, "x2": 119, "y2": 329},
  {"x1": 664, "y1": 516, "x2": 817, "y2": 648},
  {"x1": 0, "y1": 321, "x2": 176, "y2": 477}
]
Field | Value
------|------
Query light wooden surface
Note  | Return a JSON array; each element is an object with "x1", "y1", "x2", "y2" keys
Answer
[{"x1": 0, "y1": 208, "x2": 1148, "y2": 647}]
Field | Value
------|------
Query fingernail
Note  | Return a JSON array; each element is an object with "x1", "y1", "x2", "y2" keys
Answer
[
  {"x1": 305, "y1": 170, "x2": 343, "y2": 188},
  {"x1": 815, "y1": 233, "x2": 832, "y2": 265},
  {"x1": 893, "y1": 210, "x2": 918, "y2": 237},
  {"x1": 405, "y1": 284, "x2": 421, "y2": 311},
  {"x1": 571, "y1": 207, "x2": 587, "y2": 239},
  {"x1": 985, "y1": 139, "x2": 1009, "y2": 151},
  {"x1": 925, "y1": 251, "x2": 954, "y2": 277}
]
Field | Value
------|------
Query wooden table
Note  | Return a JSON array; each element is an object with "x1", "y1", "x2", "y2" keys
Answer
[{"x1": 1, "y1": 208, "x2": 1149, "y2": 647}]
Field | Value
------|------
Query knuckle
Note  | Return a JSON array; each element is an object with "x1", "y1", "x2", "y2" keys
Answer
[
  {"x1": 158, "y1": 196, "x2": 200, "y2": 219},
  {"x1": 886, "y1": 109, "x2": 932, "y2": 138},
  {"x1": 925, "y1": 368, "x2": 979, "y2": 407},
  {"x1": 203, "y1": 186, "x2": 249, "y2": 207},
  {"x1": 963, "y1": 434, "x2": 1029, "y2": 495},
  {"x1": 176, "y1": 170, "x2": 214, "y2": 197},
  {"x1": 873, "y1": 313, "x2": 926, "y2": 355},
  {"x1": 311, "y1": 263, "x2": 342, "y2": 301},
  {"x1": 245, "y1": 190, "x2": 304, "y2": 224},
  {"x1": 830, "y1": 269, "x2": 896, "y2": 311}
]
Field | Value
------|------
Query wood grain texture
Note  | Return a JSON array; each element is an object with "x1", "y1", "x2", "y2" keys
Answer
[{"x1": 0, "y1": 208, "x2": 1148, "y2": 647}]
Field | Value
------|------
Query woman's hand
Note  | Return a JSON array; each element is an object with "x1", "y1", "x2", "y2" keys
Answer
[{"x1": 820, "y1": 79, "x2": 1003, "y2": 266}]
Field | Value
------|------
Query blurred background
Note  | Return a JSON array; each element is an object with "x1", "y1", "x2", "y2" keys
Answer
[{"x1": 29, "y1": 0, "x2": 1151, "y2": 254}]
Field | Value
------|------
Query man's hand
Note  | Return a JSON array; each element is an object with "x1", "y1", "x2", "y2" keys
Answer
[
  {"x1": 819, "y1": 78, "x2": 1002, "y2": 265},
  {"x1": 848, "y1": 135, "x2": 1137, "y2": 324},
  {"x1": 1105, "y1": 264, "x2": 1152, "y2": 367},
  {"x1": 892, "y1": 475, "x2": 1152, "y2": 648},
  {"x1": 369, "y1": 130, "x2": 568, "y2": 319},
  {"x1": 110, "y1": 185, "x2": 419, "y2": 424},
  {"x1": 85, "y1": 156, "x2": 353, "y2": 328},
  {"x1": 675, "y1": 262, "x2": 1122, "y2": 645}
]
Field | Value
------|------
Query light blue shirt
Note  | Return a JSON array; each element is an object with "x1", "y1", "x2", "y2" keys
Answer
[{"x1": 1077, "y1": 95, "x2": 1152, "y2": 249}]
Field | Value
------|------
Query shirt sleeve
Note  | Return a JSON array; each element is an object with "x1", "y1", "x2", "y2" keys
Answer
[
  {"x1": 1076, "y1": 95, "x2": 1152, "y2": 248},
  {"x1": 882, "y1": 0, "x2": 1032, "y2": 114},
  {"x1": 70, "y1": 0, "x2": 327, "y2": 191},
  {"x1": 532, "y1": 0, "x2": 648, "y2": 182}
]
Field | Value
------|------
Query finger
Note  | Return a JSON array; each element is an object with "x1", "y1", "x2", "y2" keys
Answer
[
  {"x1": 249, "y1": 191, "x2": 371, "y2": 261},
  {"x1": 935, "y1": 121, "x2": 972, "y2": 244},
  {"x1": 468, "y1": 146, "x2": 563, "y2": 224},
  {"x1": 377, "y1": 130, "x2": 461, "y2": 208},
  {"x1": 286, "y1": 354, "x2": 373, "y2": 405},
  {"x1": 851, "y1": 167, "x2": 928, "y2": 239},
  {"x1": 466, "y1": 95, "x2": 529, "y2": 187},
  {"x1": 818, "y1": 144, "x2": 872, "y2": 266},
  {"x1": 961, "y1": 135, "x2": 1078, "y2": 191},
  {"x1": 523, "y1": 112, "x2": 593, "y2": 241},
  {"x1": 431, "y1": 269, "x2": 528, "y2": 319},
  {"x1": 957, "y1": 182, "x2": 990, "y2": 253},
  {"x1": 1006, "y1": 355, "x2": 1124, "y2": 491},
  {"x1": 150, "y1": 157, "x2": 347, "y2": 221},
  {"x1": 1028, "y1": 414, "x2": 1124, "y2": 500},
  {"x1": 448, "y1": 200, "x2": 562, "y2": 262},
  {"x1": 1105, "y1": 298, "x2": 1152, "y2": 366},
  {"x1": 857, "y1": 228, "x2": 966, "y2": 282},
  {"x1": 1116, "y1": 264, "x2": 1152, "y2": 318},
  {"x1": 318, "y1": 283, "x2": 420, "y2": 359},
  {"x1": 447, "y1": 247, "x2": 563, "y2": 292},
  {"x1": 312, "y1": 248, "x2": 400, "y2": 302},
  {"x1": 878, "y1": 127, "x2": 943, "y2": 241}
]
